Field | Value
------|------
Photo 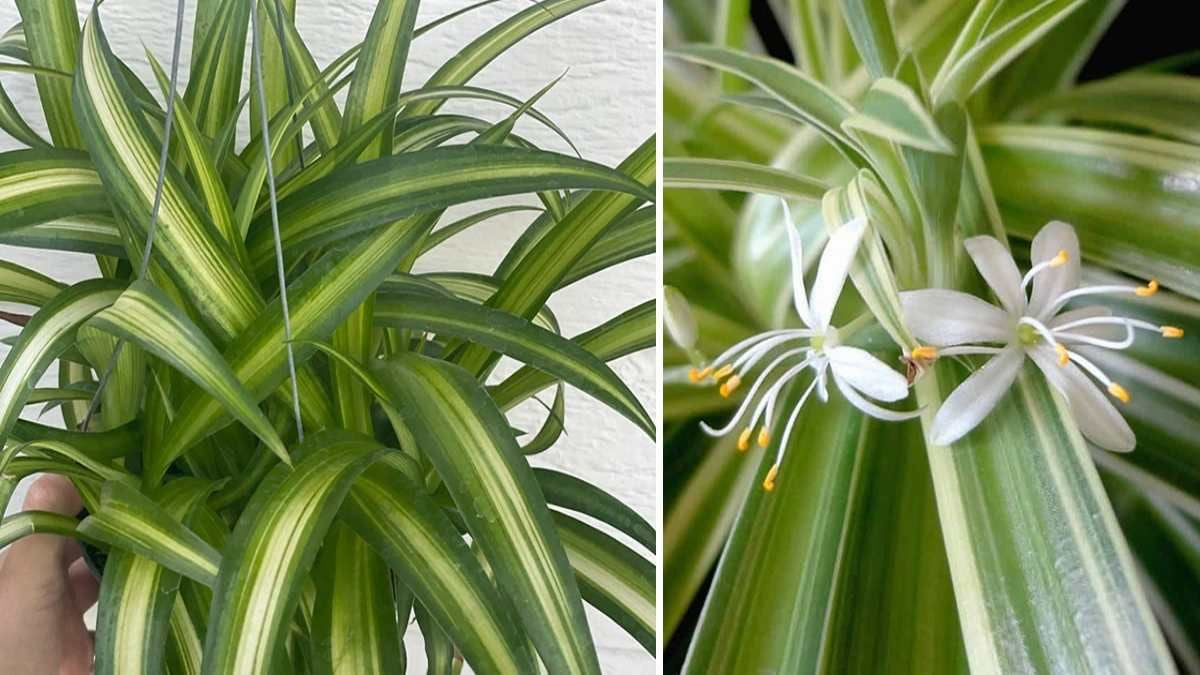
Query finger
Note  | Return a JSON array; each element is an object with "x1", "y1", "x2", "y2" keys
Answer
[
  {"x1": 21, "y1": 473, "x2": 83, "y2": 515},
  {"x1": 68, "y1": 557, "x2": 100, "y2": 615},
  {"x1": 6, "y1": 475, "x2": 84, "y2": 570}
]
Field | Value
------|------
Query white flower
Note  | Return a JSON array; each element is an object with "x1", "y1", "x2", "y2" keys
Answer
[
  {"x1": 693, "y1": 201, "x2": 916, "y2": 491},
  {"x1": 901, "y1": 221, "x2": 1183, "y2": 451}
]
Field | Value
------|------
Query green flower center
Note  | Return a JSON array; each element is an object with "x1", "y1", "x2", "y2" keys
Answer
[{"x1": 1016, "y1": 322, "x2": 1040, "y2": 346}]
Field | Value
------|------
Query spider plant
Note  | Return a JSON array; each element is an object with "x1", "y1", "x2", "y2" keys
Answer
[
  {"x1": 664, "y1": 1, "x2": 1199, "y2": 672},
  {"x1": 0, "y1": 0, "x2": 655, "y2": 672}
]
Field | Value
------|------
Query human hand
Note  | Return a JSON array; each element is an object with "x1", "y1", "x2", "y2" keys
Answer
[{"x1": 0, "y1": 475, "x2": 100, "y2": 675}]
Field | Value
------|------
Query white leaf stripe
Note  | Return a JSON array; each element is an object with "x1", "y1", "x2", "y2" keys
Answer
[
  {"x1": 375, "y1": 355, "x2": 601, "y2": 675},
  {"x1": 85, "y1": 280, "x2": 289, "y2": 465},
  {"x1": 555, "y1": 511, "x2": 655, "y2": 651},
  {"x1": 203, "y1": 432, "x2": 387, "y2": 675},
  {"x1": 78, "y1": 480, "x2": 221, "y2": 587},
  {"x1": 344, "y1": 463, "x2": 537, "y2": 673},
  {"x1": 0, "y1": 279, "x2": 123, "y2": 447},
  {"x1": 376, "y1": 293, "x2": 653, "y2": 436},
  {"x1": 0, "y1": 150, "x2": 108, "y2": 231},
  {"x1": 76, "y1": 12, "x2": 262, "y2": 343}
]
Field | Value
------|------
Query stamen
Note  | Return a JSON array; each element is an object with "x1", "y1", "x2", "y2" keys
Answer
[
  {"x1": 737, "y1": 428, "x2": 751, "y2": 452},
  {"x1": 688, "y1": 366, "x2": 712, "y2": 383},
  {"x1": 702, "y1": 351, "x2": 815, "y2": 437},
  {"x1": 719, "y1": 375, "x2": 742, "y2": 398},
  {"x1": 1054, "y1": 343, "x2": 1069, "y2": 366},
  {"x1": 1052, "y1": 279, "x2": 1158, "y2": 310},
  {"x1": 937, "y1": 345, "x2": 1006, "y2": 357},
  {"x1": 713, "y1": 364, "x2": 734, "y2": 380},
  {"x1": 757, "y1": 427, "x2": 770, "y2": 448},
  {"x1": 763, "y1": 464, "x2": 778, "y2": 492},
  {"x1": 1162, "y1": 326, "x2": 1184, "y2": 338},
  {"x1": 911, "y1": 345, "x2": 939, "y2": 360},
  {"x1": 1021, "y1": 250, "x2": 1070, "y2": 290},
  {"x1": 1065, "y1": 349, "x2": 1120, "y2": 392},
  {"x1": 1108, "y1": 382, "x2": 1130, "y2": 403}
]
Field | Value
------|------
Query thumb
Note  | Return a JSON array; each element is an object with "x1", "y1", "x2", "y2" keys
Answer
[{"x1": 0, "y1": 475, "x2": 87, "y2": 669}]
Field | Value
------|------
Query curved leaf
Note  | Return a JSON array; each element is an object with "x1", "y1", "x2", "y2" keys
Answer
[
  {"x1": 664, "y1": 157, "x2": 829, "y2": 199},
  {"x1": 372, "y1": 354, "x2": 600, "y2": 675},
  {"x1": 0, "y1": 279, "x2": 123, "y2": 447},
  {"x1": 245, "y1": 145, "x2": 653, "y2": 275},
  {"x1": 201, "y1": 430, "x2": 388, "y2": 675},
  {"x1": 375, "y1": 293, "x2": 653, "y2": 436},
  {"x1": 83, "y1": 280, "x2": 290, "y2": 466},
  {"x1": 343, "y1": 461, "x2": 539, "y2": 674}
]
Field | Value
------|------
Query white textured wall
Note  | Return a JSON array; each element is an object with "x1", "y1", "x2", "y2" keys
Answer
[{"x1": 0, "y1": 0, "x2": 656, "y2": 671}]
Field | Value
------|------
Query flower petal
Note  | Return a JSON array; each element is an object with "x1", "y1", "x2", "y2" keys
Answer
[
  {"x1": 900, "y1": 289, "x2": 1012, "y2": 346},
  {"x1": 782, "y1": 200, "x2": 815, "y2": 328},
  {"x1": 809, "y1": 217, "x2": 866, "y2": 331},
  {"x1": 827, "y1": 346, "x2": 909, "y2": 402},
  {"x1": 964, "y1": 235, "x2": 1025, "y2": 315},
  {"x1": 832, "y1": 374, "x2": 922, "y2": 421},
  {"x1": 930, "y1": 345, "x2": 1024, "y2": 446},
  {"x1": 1028, "y1": 220, "x2": 1081, "y2": 319},
  {"x1": 1028, "y1": 346, "x2": 1135, "y2": 452}
]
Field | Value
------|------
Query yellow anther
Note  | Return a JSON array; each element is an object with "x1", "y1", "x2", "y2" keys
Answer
[
  {"x1": 719, "y1": 375, "x2": 742, "y2": 398},
  {"x1": 1050, "y1": 249, "x2": 1069, "y2": 267},
  {"x1": 713, "y1": 364, "x2": 735, "y2": 379},
  {"x1": 1054, "y1": 343, "x2": 1070, "y2": 366},
  {"x1": 1135, "y1": 279, "x2": 1159, "y2": 297},
  {"x1": 1162, "y1": 326, "x2": 1184, "y2": 338},
  {"x1": 737, "y1": 428, "x2": 751, "y2": 452},
  {"x1": 762, "y1": 464, "x2": 779, "y2": 492},
  {"x1": 911, "y1": 345, "x2": 939, "y2": 361},
  {"x1": 688, "y1": 366, "x2": 712, "y2": 383},
  {"x1": 1108, "y1": 382, "x2": 1130, "y2": 403},
  {"x1": 757, "y1": 427, "x2": 770, "y2": 448}
]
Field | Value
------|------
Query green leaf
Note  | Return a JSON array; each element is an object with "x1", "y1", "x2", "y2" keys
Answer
[
  {"x1": 0, "y1": 510, "x2": 86, "y2": 548},
  {"x1": 343, "y1": 461, "x2": 538, "y2": 674},
  {"x1": 981, "y1": 125, "x2": 1200, "y2": 301},
  {"x1": 664, "y1": 157, "x2": 829, "y2": 199},
  {"x1": 563, "y1": 205, "x2": 655, "y2": 287},
  {"x1": 78, "y1": 479, "x2": 222, "y2": 587},
  {"x1": 374, "y1": 293, "x2": 653, "y2": 436},
  {"x1": 842, "y1": 78, "x2": 954, "y2": 154},
  {"x1": 931, "y1": 0, "x2": 1088, "y2": 104},
  {"x1": 310, "y1": 524, "x2": 404, "y2": 675},
  {"x1": 453, "y1": 137, "x2": 655, "y2": 376},
  {"x1": 0, "y1": 258, "x2": 64, "y2": 305},
  {"x1": 183, "y1": 0, "x2": 250, "y2": 139},
  {"x1": 75, "y1": 12, "x2": 262, "y2": 343},
  {"x1": 0, "y1": 279, "x2": 122, "y2": 447},
  {"x1": 84, "y1": 280, "x2": 291, "y2": 466},
  {"x1": 93, "y1": 479, "x2": 216, "y2": 675},
  {"x1": 246, "y1": 145, "x2": 653, "y2": 276},
  {"x1": 912, "y1": 364, "x2": 1174, "y2": 673},
  {"x1": 341, "y1": 0, "x2": 420, "y2": 158},
  {"x1": 554, "y1": 511, "x2": 655, "y2": 652},
  {"x1": 668, "y1": 45, "x2": 864, "y2": 163},
  {"x1": 372, "y1": 354, "x2": 600, "y2": 675},
  {"x1": 838, "y1": 0, "x2": 899, "y2": 78},
  {"x1": 0, "y1": 150, "x2": 109, "y2": 233},
  {"x1": 14, "y1": 0, "x2": 81, "y2": 147},
  {"x1": 154, "y1": 215, "x2": 435, "y2": 484},
  {"x1": 414, "y1": 603, "x2": 455, "y2": 675},
  {"x1": 536, "y1": 468, "x2": 655, "y2": 552},
  {"x1": 681, "y1": 396, "x2": 867, "y2": 673},
  {"x1": 400, "y1": 0, "x2": 601, "y2": 118},
  {"x1": 1018, "y1": 73, "x2": 1200, "y2": 144},
  {"x1": 0, "y1": 77, "x2": 50, "y2": 148},
  {"x1": 202, "y1": 430, "x2": 389, "y2": 675}
]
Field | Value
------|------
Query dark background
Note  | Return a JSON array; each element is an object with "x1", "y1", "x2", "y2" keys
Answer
[
  {"x1": 664, "y1": 2, "x2": 1198, "y2": 671},
  {"x1": 748, "y1": 0, "x2": 1200, "y2": 81}
]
